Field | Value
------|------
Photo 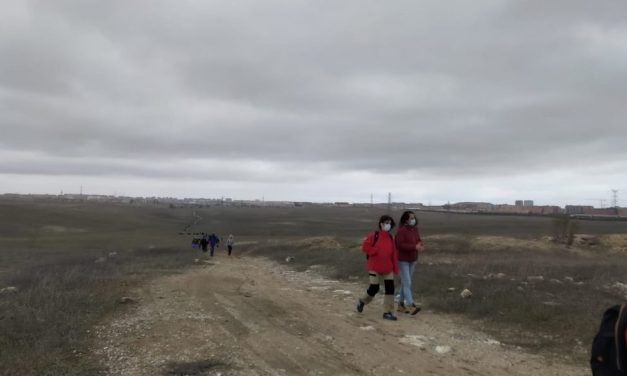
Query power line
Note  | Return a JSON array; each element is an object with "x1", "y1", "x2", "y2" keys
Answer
[
  {"x1": 584, "y1": 198, "x2": 606, "y2": 208},
  {"x1": 612, "y1": 189, "x2": 619, "y2": 208}
]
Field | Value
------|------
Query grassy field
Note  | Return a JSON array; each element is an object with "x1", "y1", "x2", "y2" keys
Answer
[
  {"x1": 0, "y1": 198, "x2": 195, "y2": 376},
  {"x1": 2, "y1": 198, "x2": 627, "y2": 374}
]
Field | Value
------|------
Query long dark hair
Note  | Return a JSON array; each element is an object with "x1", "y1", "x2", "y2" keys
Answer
[{"x1": 399, "y1": 210, "x2": 417, "y2": 226}]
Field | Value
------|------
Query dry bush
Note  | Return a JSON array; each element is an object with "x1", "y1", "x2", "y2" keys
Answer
[{"x1": 551, "y1": 216, "x2": 579, "y2": 246}]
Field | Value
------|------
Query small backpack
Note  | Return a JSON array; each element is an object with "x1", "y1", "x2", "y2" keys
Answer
[
  {"x1": 370, "y1": 230, "x2": 394, "y2": 246},
  {"x1": 371, "y1": 231, "x2": 380, "y2": 247},
  {"x1": 591, "y1": 303, "x2": 627, "y2": 375}
]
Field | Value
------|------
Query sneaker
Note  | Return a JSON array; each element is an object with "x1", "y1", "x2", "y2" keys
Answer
[
  {"x1": 409, "y1": 303, "x2": 422, "y2": 315},
  {"x1": 356, "y1": 299, "x2": 365, "y2": 313},
  {"x1": 397, "y1": 304, "x2": 409, "y2": 313},
  {"x1": 383, "y1": 312, "x2": 397, "y2": 321}
]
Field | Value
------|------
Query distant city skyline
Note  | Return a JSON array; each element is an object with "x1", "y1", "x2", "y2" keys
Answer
[{"x1": 2, "y1": 188, "x2": 623, "y2": 209}]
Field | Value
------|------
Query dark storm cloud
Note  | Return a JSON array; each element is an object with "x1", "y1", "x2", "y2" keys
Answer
[{"x1": 1, "y1": 0, "x2": 627, "y2": 200}]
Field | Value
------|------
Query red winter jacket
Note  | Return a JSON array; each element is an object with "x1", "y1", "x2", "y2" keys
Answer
[
  {"x1": 395, "y1": 224, "x2": 422, "y2": 262},
  {"x1": 361, "y1": 230, "x2": 399, "y2": 274}
]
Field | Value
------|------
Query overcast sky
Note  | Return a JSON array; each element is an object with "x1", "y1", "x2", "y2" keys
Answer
[{"x1": 1, "y1": 1, "x2": 627, "y2": 206}]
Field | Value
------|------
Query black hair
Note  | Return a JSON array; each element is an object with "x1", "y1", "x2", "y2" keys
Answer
[
  {"x1": 378, "y1": 215, "x2": 395, "y2": 229},
  {"x1": 399, "y1": 210, "x2": 417, "y2": 226}
]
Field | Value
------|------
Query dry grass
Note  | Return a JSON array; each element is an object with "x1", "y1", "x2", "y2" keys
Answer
[
  {"x1": 244, "y1": 218, "x2": 627, "y2": 367},
  {"x1": 3, "y1": 198, "x2": 627, "y2": 372},
  {"x1": 0, "y1": 199, "x2": 196, "y2": 376},
  {"x1": 414, "y1": 239, "x2": 627, "y2": 360},
  {"x1": 0, "y1": 247, "x2": 195, "y2": 376}
]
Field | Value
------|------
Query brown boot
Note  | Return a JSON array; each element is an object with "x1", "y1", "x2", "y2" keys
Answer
[
  {"x1": 409, "y1": 303, "x2": 421, "y2": 315},
  {"x1": 397, "y1": 303, "x2": 410, "y2": 313}
]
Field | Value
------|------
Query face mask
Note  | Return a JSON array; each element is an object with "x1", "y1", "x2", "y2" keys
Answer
[
  {"x1": 381, "y1": 223, "x2": 392, "y2": 232},
  {"x1": 408, "y1": 219, "x2": 416, "y2": 226}
]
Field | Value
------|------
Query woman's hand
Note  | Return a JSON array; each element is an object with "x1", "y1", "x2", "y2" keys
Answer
[{"x1": 415, "y1": 243, "x2": 424, "y2": 252}]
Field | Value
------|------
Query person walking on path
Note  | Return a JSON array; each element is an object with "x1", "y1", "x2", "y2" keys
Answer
[
  {"x1": 226, "y1": 234, "x2": 234, "y2": 256},
  {"x1": 394, "y1": 211, "x2": 423, "y2": 315},
  {"x1": 199, "y1": 234, "x2": 209, "y2": 253},
  {"x1": 356, "y1": 215, "x2": 399, "y2": 321},
  {"x1": 208, "y1": 233, "x2": 220, "y2": 257}
]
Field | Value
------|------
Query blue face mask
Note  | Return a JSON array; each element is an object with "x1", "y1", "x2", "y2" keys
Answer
[
  {"x1": 382, "y1": 223, "x2": 392, "y2": 232},
  {"x1": 408, "y1": 219, "x2": 416, "y2": 226}
]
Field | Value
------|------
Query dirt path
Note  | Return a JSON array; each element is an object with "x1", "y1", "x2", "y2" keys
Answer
[{"x1": 91, "y1": 255, "x2": 588, "y2": 375}]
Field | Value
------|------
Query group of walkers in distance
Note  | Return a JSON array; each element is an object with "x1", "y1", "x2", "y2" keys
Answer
[
  {"x1": 193, "y1": 233, "x2": 235, "y2": 257},
  {"x1": 357, "y1": 210, "x2": 423, "y2": 321}
]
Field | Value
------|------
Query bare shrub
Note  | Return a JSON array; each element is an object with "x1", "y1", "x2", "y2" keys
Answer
[{"x1": 552, "y1": 216, "x2": 579, "y2": 246}]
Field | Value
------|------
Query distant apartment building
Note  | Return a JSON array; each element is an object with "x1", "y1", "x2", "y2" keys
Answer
[
  {"x1": 528, "y1": 205, "x2": 561, "y2": 215},
  {"x1": 495, "y1": 204, "x2": 516, "y2": 213},
  {"x1": 496, "y1": 204, "x2": 560, "y2": 215},
  {"x1": 565, "y1": 205, "x2": 594, "y2": 215},
  {"x1": 587, "y1": 207, "x2": 619, "y2": 216},
  {"x1": 449, "y1": 202, "x2": 495, "y2": 212},
  {"x1": 515, "y1": 200, "x2": 534, "y2": 207},
  {"x1": 333, "y1": 202, "x2": 351, "y2": 207}
]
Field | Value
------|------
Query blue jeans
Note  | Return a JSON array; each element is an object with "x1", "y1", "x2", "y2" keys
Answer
[{"x1": 398, "y1": 261, "x2": 416, "y2": 306}]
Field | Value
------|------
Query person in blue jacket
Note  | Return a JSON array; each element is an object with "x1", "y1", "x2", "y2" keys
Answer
[{"x1": 208, "y1": 233, "x2": 220, "y2": 256}]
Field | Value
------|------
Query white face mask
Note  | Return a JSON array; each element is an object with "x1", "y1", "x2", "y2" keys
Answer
[
  {"x1": 408, "y1": 218, "x2": 416, "y2": 226},
  {"x1": 381, "y1": 223, "x2": 392, "y2": 232}
]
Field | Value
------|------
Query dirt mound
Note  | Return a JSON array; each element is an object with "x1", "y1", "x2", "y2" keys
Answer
[
  {"x1": 554, "y1": 233, "x2": 627, "y2": 253},
  {"x1": 426, "y1": 234, "x2": 556, "y2": 252},
  {"x1": 293, "y1": 236, "x2": 343, "y2": 250},
  {"x1": 472, "y1": 236, "x2": 551, "y2": 252},
  {"x1": 569, "y1": 234, "x2": 601, "y2": 247},
  {"x1": 600, "y1": 234, "x2": 627, "y2": 253}
]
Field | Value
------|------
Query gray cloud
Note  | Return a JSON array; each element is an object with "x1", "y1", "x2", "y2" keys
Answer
[{"x1": 1, "y1": 0, "x2": 627, "y2": 203}]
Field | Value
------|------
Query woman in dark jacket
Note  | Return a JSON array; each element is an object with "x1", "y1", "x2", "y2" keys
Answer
[
  {"x1": 356, "y1": 215, "x2": 399, "y2": 321},
  {"x1": 394, "y1": 211, "x2": 423, "y2": 315}
]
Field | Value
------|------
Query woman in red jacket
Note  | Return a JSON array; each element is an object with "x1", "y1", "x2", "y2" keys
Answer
[
  {"x1": 394, "y1": 210, "x2": 423, "y2": 315},
  {"x1": 356, "y1": 215, "x2": 399, "y2": 321}
]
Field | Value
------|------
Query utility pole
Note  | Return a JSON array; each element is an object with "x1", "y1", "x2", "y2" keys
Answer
[
  {"x1": 612, "y1": 189, "x2": 619, "y2": 209},
  {"x1": 370, "y1": 193, "x2": 373, "y2": 208},
  {"x1": 387, "y1": 192, "x2": 392, "y2": 213}
]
